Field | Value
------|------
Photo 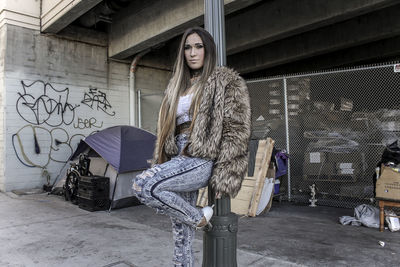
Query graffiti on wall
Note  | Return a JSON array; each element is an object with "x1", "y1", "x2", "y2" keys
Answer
[
  {"x1": 73, "y1": 117, "x2": 103, "y2": 129},
  {"x1": 12, "y1": 124, "x2": 97, "y2": 168},
  {"x1": 16, "y1": 80, "x2": 80, "y2": 126},
  {"x1": 81, "y1": 87, "x2": 116, "y2": 116},
  {"x1": 12, "y1": 80, "x2": 119, "y2": 169}
]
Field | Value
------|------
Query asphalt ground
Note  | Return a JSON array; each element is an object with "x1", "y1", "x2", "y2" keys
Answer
[{"x1": 0, "y1": 192, "x2": 399, "y2": 267}]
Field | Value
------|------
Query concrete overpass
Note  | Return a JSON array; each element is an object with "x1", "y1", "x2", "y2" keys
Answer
[{"x1": 41, "y1": 0, "x2": 400, "y2": 76}]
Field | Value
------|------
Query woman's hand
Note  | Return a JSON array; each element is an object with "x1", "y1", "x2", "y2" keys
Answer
[{"x1": 215, "y1": 191, "x2": 222, "y2": 199}]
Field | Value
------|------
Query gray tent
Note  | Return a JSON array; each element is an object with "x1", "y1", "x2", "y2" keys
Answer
[{"x1": 56, "y1": 125, "x2": 156, "y2": 209}]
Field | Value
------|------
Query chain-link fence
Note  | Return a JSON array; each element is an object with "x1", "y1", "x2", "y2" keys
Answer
[{"x1": 247, "y1": 62, "x2": 400, "y2": 208}]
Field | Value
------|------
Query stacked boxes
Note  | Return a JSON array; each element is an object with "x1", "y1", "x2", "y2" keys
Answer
[{"x1": 78, "y1": 176, "x2": 110, "y2": 212}]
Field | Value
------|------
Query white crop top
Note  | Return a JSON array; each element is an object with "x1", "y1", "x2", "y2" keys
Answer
[{"x1": 176, "y1": 94, "x2": 193, "y2": 125}]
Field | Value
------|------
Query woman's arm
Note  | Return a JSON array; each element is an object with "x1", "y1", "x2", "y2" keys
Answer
[{"x1": 209, "y1": 75, "x2": 251, "y2": 198}]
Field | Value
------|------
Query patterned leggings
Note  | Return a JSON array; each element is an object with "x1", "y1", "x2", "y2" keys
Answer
[{"x1": 132, "y1": 134, "x2": 213, "y2": 266}]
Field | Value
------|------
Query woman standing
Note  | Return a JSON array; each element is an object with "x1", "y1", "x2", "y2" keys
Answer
[{"x1": 132, "y1": 27, "x2": 251, "y2": 266}]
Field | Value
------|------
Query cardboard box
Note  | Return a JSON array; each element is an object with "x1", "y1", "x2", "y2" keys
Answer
[{"x1": 376, "y1": 165, "x2": 400, "y2": 200}]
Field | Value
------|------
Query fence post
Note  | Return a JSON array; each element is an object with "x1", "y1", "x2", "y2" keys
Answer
[{"x1": 283, "y1": 78, "x2": 292, "y2": 201}]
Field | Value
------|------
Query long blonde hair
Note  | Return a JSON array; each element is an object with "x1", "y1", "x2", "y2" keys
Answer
[{"x1": 156, "y1": 27, "x2": 216, "y2": 163}]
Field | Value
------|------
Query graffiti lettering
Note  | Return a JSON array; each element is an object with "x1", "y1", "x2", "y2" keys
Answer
[
  {"x1": 81, "y1": 87, "x2": 115, "y2": 116},
  {"x1": 12, "y1": 125, "x2": 98, "y2": 168},
  {"x1": 73, "y1": 117, "x2": 103, "y2": 129},
  {"x1": 16, "y1": 80, "x2": 80, "y2": 126}
]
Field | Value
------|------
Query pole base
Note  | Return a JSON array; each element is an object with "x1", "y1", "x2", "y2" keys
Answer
[{"x1": 202, "y1": 212, "x2": 238, "y2": 267}]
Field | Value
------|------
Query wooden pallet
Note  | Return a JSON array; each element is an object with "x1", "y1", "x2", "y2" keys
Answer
[{"x1": 197, "y1": 138, "x2": 275, "y2": 217}]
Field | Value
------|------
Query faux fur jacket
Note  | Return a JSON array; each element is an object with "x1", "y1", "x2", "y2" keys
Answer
[{"x1": 154, "y1": 66, "x2": 251, "y2": 198}]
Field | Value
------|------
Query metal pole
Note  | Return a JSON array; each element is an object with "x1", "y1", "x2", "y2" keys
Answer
[
  {"x1": 283, "y1": 78, "x2": 291, "y2": 200},
  {"x1": 203, "y1": 1, "x2": 238, "y2": 266},
  {"x1": 205, "y1": 0, "x2": 226, "y2": 66},
  {"x1": 129, "y1": 50, "x2": 149, "y2": 126},
  {"x1": 138, "y1": 89, "x2": 142, "y2": 128},
  {"x1": 129, "y1": 68, "x2": 136, "y2": 126}
]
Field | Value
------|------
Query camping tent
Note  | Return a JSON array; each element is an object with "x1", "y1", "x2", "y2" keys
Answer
[{"x1": 55, "y1": 125, "x2": 156, "y2": 209}]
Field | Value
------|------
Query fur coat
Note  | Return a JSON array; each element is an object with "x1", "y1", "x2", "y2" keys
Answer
[{"x1": 154, "y1": 66, "x2": 251, "y2": 198}]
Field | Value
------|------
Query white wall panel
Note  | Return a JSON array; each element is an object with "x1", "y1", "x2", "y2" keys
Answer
[{"x1": 2, "y1": 25, "x2": 129, "y2": 191}]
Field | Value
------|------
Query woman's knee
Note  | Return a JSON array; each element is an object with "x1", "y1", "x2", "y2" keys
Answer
[{"x1": 132, "y1": 167, "x2": 161, "y2": 198}]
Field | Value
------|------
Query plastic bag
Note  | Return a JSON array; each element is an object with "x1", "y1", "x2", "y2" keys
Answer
[
  {"x1": 354, "y1": 204, "x2": 380, "y2": 228},
  {"x1": 339, "y1": 204, "x2": 379, "y2": 228},
  {"x1": 256, "y1": 178, "x2": 274, "y2": 215},
  {"x1": 339, "y1": 215, "x2": 361, "y2": 226}
]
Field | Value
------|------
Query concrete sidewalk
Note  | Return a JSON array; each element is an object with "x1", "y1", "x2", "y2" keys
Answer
[{"x1": 0, "y1": 192, "x2": 399, "y2": 267}]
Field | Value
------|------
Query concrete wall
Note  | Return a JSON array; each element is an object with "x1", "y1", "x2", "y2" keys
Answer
[
  {"x1": 135, "y1": 66, "x2": 170, "y2": 134},
  {"x1": 0, "y1": 24, "x2": 5, "y2": 188},
  {"x1": 1, "y1": 24, "x2": 130, "y2": 191},
  {"x1": 0, "y1": 0, "x2": 40, "y2": 30}
]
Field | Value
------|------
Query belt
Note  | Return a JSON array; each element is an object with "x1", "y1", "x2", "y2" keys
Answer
[{"x1": 176, "y1": 121, "x2": 192, "y2": 135}]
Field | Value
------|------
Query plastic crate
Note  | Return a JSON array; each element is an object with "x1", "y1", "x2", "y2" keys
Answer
[
  {"x1": 78, "y1": 176, "x2": 109, "y2": 199},
  {"x1": 78, "y1": 196, "x2": 110, "y2": 212}
]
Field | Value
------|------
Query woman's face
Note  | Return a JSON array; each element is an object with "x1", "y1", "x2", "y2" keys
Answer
[{"x1": 184, "y1": 33, "x2": 205, "y2": 70}]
